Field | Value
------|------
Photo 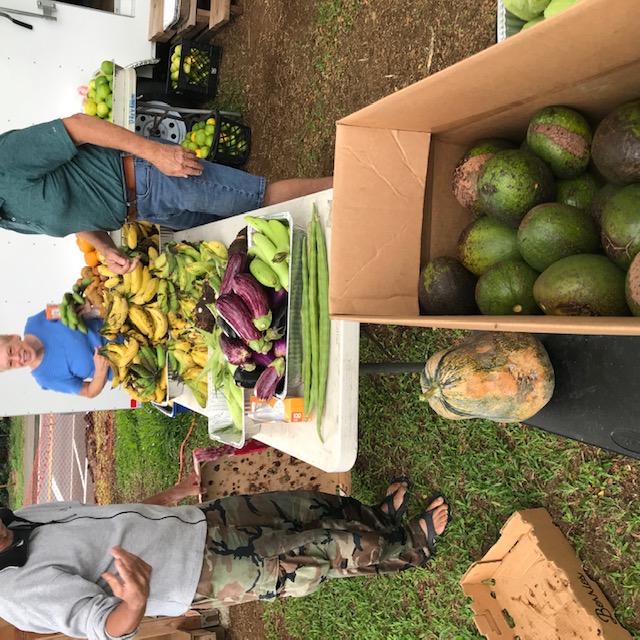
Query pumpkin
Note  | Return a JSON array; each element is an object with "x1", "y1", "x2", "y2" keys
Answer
[{"x1": 420, "y1": 331, "x2": 554, "y2": 423}]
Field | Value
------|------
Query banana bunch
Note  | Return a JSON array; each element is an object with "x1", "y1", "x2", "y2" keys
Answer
[
  {"x1": 101, "y1": 340, "x2": 167, "y2": 403},
  {"x1": 122, "y1": 220, "x2": 160, "y2": 256},
  {"x1": 167, "y1": 338, "x2": 208, "y2": 407},
  {"x1": 152, "y1": 240, "x2": 227, "y2": 301},
  {"x1": 127, "y1": 303, "x2": 169, "y2": 344},
  {"x1": 59, "y1": 276, "x2": 94, "y2": 333}
]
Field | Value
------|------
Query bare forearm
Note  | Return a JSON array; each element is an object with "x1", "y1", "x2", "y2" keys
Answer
[
  {"x1": 105, "y1": 600, "x2": 145, "y2": 638},
  {"x1": 141, "y1": 485, "x2": 183, "y2": 506},
  {"x1": 79, "y1": 369, "x2": 109, "y2": 398},
  {"x1": 62, "y1": 113, "x2": 156, "y2": 160}
]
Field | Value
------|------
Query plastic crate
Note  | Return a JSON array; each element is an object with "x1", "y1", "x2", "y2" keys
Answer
[
  {"x1": 166, "y1": 39, "x2": 222, "y2": 99},
  {"x1": 184, "y1": 110, "x2": 251, "y2": 167}
]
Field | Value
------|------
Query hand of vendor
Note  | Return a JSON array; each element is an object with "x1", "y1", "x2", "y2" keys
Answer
[
  {"x1": 93, "y1": 347, "x2": 110, "y2": 378},
  {"x1": 150, "y1": 142, "x2": 204, "y2": 179},
  {"x1": 102, "y1": 246, "x2": 140, "y2": 275},
  {"x1": 103, "y1": 546, "x2": 151, "y2": 637}
]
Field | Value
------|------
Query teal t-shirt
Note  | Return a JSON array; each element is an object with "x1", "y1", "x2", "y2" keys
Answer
[{"x1": 0, "y1": 119, "x2": 127, "y2": 236}]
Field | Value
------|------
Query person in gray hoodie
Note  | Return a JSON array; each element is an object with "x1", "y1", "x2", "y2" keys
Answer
[{"x1": 0, "y1": 476, "x2": 450, "y2": 640}]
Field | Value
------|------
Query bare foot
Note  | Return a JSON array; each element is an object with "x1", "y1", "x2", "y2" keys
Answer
[
  {"x1": 419, "y1": 495, "x2": 449, "y2": 538},
  {"x1": 379, "y1": 479, "x2": 409, "y2": 518}
]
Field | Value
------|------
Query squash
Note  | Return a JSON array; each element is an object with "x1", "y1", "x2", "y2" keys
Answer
[{"x1": 420, "y1": 331, "x2": 554, "y2": 422}]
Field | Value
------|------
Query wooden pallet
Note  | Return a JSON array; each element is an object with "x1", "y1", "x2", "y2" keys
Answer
[{"x1": 149, "y1": 0, "x2": 242, "y2": 44}]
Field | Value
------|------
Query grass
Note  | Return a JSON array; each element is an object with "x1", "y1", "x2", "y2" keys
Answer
[
  {"x1": 112, "y1": 404, "x2": 211, "y2": 500},
  {"x1": 260, "y1": 325, "x2": 640, "y2": 639},
  {"x1": 6, "y1": 417, "x2": 24, "y2": 509}
]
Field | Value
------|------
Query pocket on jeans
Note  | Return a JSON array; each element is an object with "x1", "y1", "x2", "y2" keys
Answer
[{"x1": 134, "y1": 161, "x2": 151, "y2": 201}]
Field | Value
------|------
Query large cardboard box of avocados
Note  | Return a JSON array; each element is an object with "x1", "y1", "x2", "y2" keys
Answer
[
  {"x1": 329, "y1": 0, "x2": 640, "y2": 335},
  {"x1": 459, "y1": 508, "x2": 633, "y2": 639}
]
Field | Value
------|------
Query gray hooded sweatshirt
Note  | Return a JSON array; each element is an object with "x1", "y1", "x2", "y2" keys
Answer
[{"x1": 0, "y1": 501, "x2": 206, "y2": 640}]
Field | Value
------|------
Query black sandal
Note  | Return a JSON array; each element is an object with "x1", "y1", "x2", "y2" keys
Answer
[
  {"x1": 408, "y1": 492, "x2": 451, "y2": 556},
  {"x1": 378, "y1": 476, "x2": 411, "y2": 524}
]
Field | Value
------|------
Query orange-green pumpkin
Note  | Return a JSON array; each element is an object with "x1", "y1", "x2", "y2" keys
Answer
[{"x1": 420, "y1": 331, "x2": 554, "y2": 422}]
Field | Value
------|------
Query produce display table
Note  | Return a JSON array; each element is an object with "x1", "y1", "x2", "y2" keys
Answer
[{"x1": 172, "y1": 189, "x2": 360, "y2": 473}]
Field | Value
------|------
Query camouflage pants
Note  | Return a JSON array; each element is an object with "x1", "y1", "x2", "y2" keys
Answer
[{"x1": 191, "y1": 490, "x2": 432, "y2": 608}]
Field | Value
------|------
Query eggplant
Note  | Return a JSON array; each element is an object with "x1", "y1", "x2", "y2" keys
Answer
[
  {"x1": 232, "y1": 273, "x2": 272, "y2": 331},
  {"x1": 254, "y1": 357, "x2": 286, "y2": 401},
  {"x1": 265, "y1": 300, "x2": 287, "y2": 341},
  {"x1": 273, "y1": 336, "x2": 287, "y2": 359},
  {"x1": 216, "y1": 314, "x2": 239, "y2": 340},
  {"x1": 219, "y1": 251, "x2": 247, "y2": 296},
  {"x1": 234, "y1": 364, "x2": 265, "y2": 388},
  {"x1": 219, "y1": 333, "x2": 253, "y2": 367},
  {"x1": 253, "y1": 350, "x2": 276, "y2": 368}
]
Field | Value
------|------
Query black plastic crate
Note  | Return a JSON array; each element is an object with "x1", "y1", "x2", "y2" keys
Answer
[
  {"x1": 166, "y1": 40, "x2": 222, "y2": 99},
  {"x1": 182, "y1": 110, "x2": 251, "y2": 167}
]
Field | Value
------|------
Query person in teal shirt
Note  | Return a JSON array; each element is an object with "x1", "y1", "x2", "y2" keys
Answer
[{"x1": 0, "y1": 114, "x2": 332, "y2": 275}]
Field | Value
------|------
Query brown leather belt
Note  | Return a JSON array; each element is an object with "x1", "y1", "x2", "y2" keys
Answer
[{"x1": 122, "y1": 154, "x2": 137, "y2": 222}]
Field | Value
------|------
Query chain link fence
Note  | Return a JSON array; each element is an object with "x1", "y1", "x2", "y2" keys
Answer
[{"x1": 24, "y1": 412, "x2": 95, "y2": 506}]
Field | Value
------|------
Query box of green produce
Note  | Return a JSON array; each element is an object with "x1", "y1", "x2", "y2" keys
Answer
[{"x1": 166, "y1": 40, "x2": 222, "y2": 99}]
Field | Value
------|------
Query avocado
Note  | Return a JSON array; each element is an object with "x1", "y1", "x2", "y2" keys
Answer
[
  {"x1": 556, "y1": 172, "x2": 602, "y2": 210},
  {"x1": 591, "y1": 100, "x2": 640, "y2": 185},
  {"x1": 625, "y1": 253, "x2": 640, "y2": 316},
  {"x1": 457, "y1": 216, "x2": 520, "y2": 276},
  {"x1": 477, "y1": 149, "x2": 556, "y2": 227},
  {"x1": 589, "y1": 183, "x2": 621, "y2": 231},
  {"x1": 517, "y1": 202, "x2": 601, "y2": 272},
  {"x1": 475, "y1": 259, "x2": 541, "y2": 315},
  {"x1": 533, "y1": 254, "x2": 629, "y2": 316},
  {"x1": 418, "y1": 256, "x2": 478, "y2": 315},
  {"x1": 452, "y1": 138, "x2": 516, "y2": 213},
  {"x1": 527, "y1": 106, "x2": 593, "y2": 179},
  {"x1": 600, "y1": 183, "x2": 640, "y2": 270}
]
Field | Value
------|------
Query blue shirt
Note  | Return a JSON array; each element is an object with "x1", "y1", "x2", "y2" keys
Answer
[
  {"x1": 0, "y1": 119, "x2": 127, "y2": 236},
  {"x1": 25, "y1": 310, "x2": 111, "y2": 395}
]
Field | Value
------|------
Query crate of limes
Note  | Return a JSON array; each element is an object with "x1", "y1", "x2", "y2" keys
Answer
[
  {"x1": 181, "y1": 111, "x2": 251, "y2": 167},
  {"x1": 166, "y1": 39, "x2": 222, "y2": 99},
  {"x1": 83, "y1": 60, "x2": 115, "y2": 121}
]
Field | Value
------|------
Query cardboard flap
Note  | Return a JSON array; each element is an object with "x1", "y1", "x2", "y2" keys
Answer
[{"x1": 330, "y1": 124, "x2": 430, "y2": 316}]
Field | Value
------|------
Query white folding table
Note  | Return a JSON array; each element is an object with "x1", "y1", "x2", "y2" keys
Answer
[{"x1": 172, "y1": 189, "x2": 360, "y2": 472}]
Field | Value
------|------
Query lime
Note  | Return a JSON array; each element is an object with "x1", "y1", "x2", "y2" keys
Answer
[
  {"x1": 87, "y1": 89, "x2": 96, "y2": 101},
  {"x1": 96, "y1": 84, "x2": 111, "y2": 101},
  {"x1": 101, "y1": 60, "x2": 114, "y2": 75},
  {"x1": 174, "y1": 44, "x2": 182, "y2": 56},
  {"x1": 96, "y1": 102, "x2": 110, "y2": 119},
  {"x1": 183, "y1": 63, "x2": 191, "y2": 75},
  {"x1": 194, "y1": 130, "x2": 207, "y2": 147},
  {"x1": 205, "y1": 134, "x2": 214, "y2": 147},
  {"x1": 205, "y1": 124, "x2": 215, "y2": 135},
  {"x1": 105, "y1": 94, "x2": 113, "y2": 109},
  {"x1": 188, "y1": 142, "x2": 198, "y2": 151},
  {"x1": 84, "y1": 99, "x2": 98, "y2": 116},
  {"x1": 95, "y1": 74, "x2": 109, "y2": 88},
  {"x1": 181, "y1": 140, "x2": 191, "y2": 148},
  {"x1": 171, "y1": 70, "x2": 179, "y2": 81},
  {"x1": 200, "y1": 146, "x2": 211, "y2": 159},
  {"x1": 206, "y1": 117, "x2": 215, "y2": 126},
  {"x1": 88, "y1": 79, "x2": 96, "y2": 91},
  {"x1": 171, "y1": 60, "x2": 179, "y2": 72}
]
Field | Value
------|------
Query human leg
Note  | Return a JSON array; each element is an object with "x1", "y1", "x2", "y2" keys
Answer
[{"x1": 262, "y1": 176, "x2": 333, "y2": 206}]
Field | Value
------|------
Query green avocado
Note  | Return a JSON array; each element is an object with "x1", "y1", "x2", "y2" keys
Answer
[
  {"x1": 475, "y1": 259, "x2": 541, "y2": 315},
  {"x1": 457, "y1": 216, "x2": 520, "y2": 276},
  {"x1": 600, "y1": 183, "x2": 640, "y2": 270},
  {"x1": 589, "y1": 182, "x2": 621, "y2": 231},
  {"x1": 556, "y1": 172, "x2": 602, "y2": 210},
  {"x1": 517, "y1": 202, "x2": 601, "y2": 272},
  {"x1": 527, "y1": 106, "x2": 593, "y2": 178},
  {"x1": 477, "y1": 149, "x2": 555, "y2": 227},
  {"x1": 452, "y1": 138, "x2": 516, "y2": 213},
  {"x1": 533, "y1": 254, "x2": 629, "y2": 316},
  {"x1": 625, "y1": 253, "x2": 640, "y2": 316},
  {"x1": 418, "y1": 256, "x2": 478, "y2": 315},
  {"x1": 591, "y1": 100, "x2": 640, "y2": 185}
]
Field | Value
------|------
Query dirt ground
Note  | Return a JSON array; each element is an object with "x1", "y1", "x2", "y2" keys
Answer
[{"x1": 209, "y1": 5, "x2": 494, "y2": 634}]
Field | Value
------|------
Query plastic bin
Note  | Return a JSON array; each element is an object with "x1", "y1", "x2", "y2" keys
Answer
[{"x1": 166, "y1": 39, "x2": 223, "y2": 100}]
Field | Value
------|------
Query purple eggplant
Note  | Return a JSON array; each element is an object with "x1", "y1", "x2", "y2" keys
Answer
[
  {"x1": 216, "y1": 314, "x2": 239, "y2": 340},
  {"x1": 215, "y1": 293, "x2": 269, "y2": 353},
  {"x1": 252, "y1": 350, "x2": 276, "y2": 368},
  {"x1": 254, "y1": 357, "x2": 286, "y2": 401},
  {"x1": 219, "y1": 333, "x2": 254, "y2": 368},
  {"x1": 232, "y1": 273, "x2": 272, "y2": 331},
  {"x1": 265, "y1": 300, "x2": 287, "y2": 341},
  {"x1": 234, "y1": 364, "x2": 265, "y2": 388},
  {"x1": 219, "y1": 251, "x2": 247, "y2": 296},
  {"x1": 273, "y1": 336, "x2": 287, "y2": 359}
]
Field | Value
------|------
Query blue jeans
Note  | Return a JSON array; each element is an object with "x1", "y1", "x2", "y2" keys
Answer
[{"x1": 133, "y1": 150, "x2": 266, "y2": 230}]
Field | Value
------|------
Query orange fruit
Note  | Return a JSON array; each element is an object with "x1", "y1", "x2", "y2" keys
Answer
[{"x1": 84, "y1": 250, "x2": 100, "y2": 267}]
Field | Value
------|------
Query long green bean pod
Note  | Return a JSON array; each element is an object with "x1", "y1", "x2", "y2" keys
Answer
[
  {"x1": 314, "y1": 207, "x2": 330, "y2": 442},
  {"x1": 307, "y1": 210, "x2": 320, "y2": 422},
  {"x1": 301, "y1": 236, "x2": 313, "y2": 417}
]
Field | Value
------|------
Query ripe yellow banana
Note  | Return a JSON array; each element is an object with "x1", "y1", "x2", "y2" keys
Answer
[
  {"x1": 97, "y1": 264, "x2": 118, "y2": 278},
  {"x1": 191, "y1": 348, "x2": 209, "y2": 368},
  {"x1": 128, "y1": 304, "x2": 155, "y2": 339},
  {"x1": 147, "y1": 306, "x2": 169, "y2": 342},
  {"x1": 119, "y1": 337, "x2": 140, "y2": 369},
  {"x1": 123, "y1": 222, "x2": 138, "y2": 250},
  {"x1": 104, "y1": 276, "x2": 121, "y2": 290}
]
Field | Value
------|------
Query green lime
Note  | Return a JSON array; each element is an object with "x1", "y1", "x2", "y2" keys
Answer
[
  {"x1": 205, "y1": 124, "x2": 215, "y2": 135},
  {"x1": 183, "y1": 63, "x2": 191, "y2": 75},
  {"x1": 95, "y1": 74, "x2": 109, "y2": 88},
  {"x1": 88, "y1": 79, "x2": 96, "y2": 91},
  {"x1": 105, "y1": 94, "x2": 113, "y2": 109},
  {"x1": 174, "y1": 44, "x2": 182, "y2": 56},
  {"x1": 101, "y1": 60, "x2": 114, "y2": 75},
  {"x1": 96, "y1": 84, "x2": 111, "y2": 101},
  {"x1": 87, "y1": 89, "x2": 96, "y2": 101},
  {"x1": 194, "y1": 130, "x2": 207, "y2": 147},
  {"x1": 84, "y1": 99, "x2": 98, "y2": 117},
  {"x1": 200, "y1": 146, "x2": 211, "y2": 159},
  {"x1": 96, "y1": 102, "x2": 110, "y2": 119},
  {"x1": 205, "y1": 134, "x2": 214, "y2": 147}
]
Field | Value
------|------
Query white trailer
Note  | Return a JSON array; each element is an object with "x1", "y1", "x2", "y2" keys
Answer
[{"x1": 0, "y1": 0, "x2": 158, "y2": 416}]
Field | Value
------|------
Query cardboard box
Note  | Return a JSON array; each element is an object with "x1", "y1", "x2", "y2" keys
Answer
[
  {"x1": 330, "y1": 0, "x2": 640, "y2": 335},
  {"x1": 460, "y1": 508, "x2": 632, "y2": 639}
]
